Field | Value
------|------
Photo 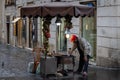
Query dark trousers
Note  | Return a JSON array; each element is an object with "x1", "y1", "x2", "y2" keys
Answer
[
  {"x1": 77, "y1": 52, "x2": 84, "y2": 72},
  {"x1": 83, "y1": 55, "x2": 90, "y2": 72},
  {"x1": 77, "y1": 54, "x2": 89, "y2": 73}
]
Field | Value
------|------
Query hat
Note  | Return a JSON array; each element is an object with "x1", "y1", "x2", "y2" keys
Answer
[{"x1": 70, "y1": 34, "x2": 77, "y2": 42}]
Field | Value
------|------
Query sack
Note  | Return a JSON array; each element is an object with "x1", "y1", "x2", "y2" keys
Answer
[
  {"x1": 32, "y1": 61, "x2": 39, "y2": 73},
  {"x1": 27, "y1": 62, "x2": 34, "y2": 73},
  {"x1": 36, "y1": 63, "x2": 40, "y2": 74},
  {"x1": 27, "y1": 61, "x2": 39, "y2": 73}
]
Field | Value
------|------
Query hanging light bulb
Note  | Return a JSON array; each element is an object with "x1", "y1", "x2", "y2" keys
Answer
[
  {"x1": 65, "y1": 28, "x2": 71, "y2": 38},
  {"x1": 66, "y1": 34, "x2": 70, "y2": 38},
  {"x1": 55, "y1": 17, "x2": 62, "y2": 26}
]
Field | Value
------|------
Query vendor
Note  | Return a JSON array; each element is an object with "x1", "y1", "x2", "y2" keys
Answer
[{"x1": 69, "y1": 34, "x2": 92, "y2": 76}]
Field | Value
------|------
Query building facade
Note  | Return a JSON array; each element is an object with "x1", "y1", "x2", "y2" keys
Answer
[
  {"x1": 0, "y1": 0, "x2": 4, "y2": 44},
  {"x1": 97, "y1": 0, "x2": 120, "y2": 68},
  {"x1": 2, "y1": 0, "x2": 119, "y2": 68},
  {"x1": 2, "y1": 0, "x2": 96, "y2": 66}
]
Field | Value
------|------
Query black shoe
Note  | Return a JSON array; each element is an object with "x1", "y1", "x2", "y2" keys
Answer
[{"x1": 58, "y1": 70, "x2": 68, "y2": 76}]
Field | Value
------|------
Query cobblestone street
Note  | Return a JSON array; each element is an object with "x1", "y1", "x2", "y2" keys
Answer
[{"x1": 0, "y1": 44, "x2": 120, "y2": 80}]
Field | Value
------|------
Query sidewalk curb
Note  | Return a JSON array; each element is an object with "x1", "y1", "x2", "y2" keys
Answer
[{"x1": 89, "y1": 61, "x2": 120, "y2": 70}]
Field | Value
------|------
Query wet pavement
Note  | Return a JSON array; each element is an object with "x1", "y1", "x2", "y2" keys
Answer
[{"x1": 0, "y1": 44, "x2": 120, "y2": 80}]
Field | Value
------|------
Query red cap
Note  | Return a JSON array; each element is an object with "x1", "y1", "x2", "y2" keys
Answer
[{"x1": 70, "y1": 34, "x2": 77, "y2": 42}]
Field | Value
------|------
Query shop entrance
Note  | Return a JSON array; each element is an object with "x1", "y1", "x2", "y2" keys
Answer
[{"x1": 82, "y1": 17, "x2": 96, "y2": 60}]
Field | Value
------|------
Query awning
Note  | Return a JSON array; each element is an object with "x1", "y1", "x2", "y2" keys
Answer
[
  {"x1": 20, "y1": 2, "x2": 94, "y2": 18},
  {"x1": 21, "y1": 6, "x2": 42, "y2": 17},
  {"x1": 75, "y1": 6, "x2": 94, "y2": 17},
  {"x1": 12, "y1": 17, "x2": 21, "y2": 23}
]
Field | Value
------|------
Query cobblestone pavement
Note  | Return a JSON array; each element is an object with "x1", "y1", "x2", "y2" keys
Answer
[{"x1": 0, "y1": 44, "x2": 120, "y2": 80}]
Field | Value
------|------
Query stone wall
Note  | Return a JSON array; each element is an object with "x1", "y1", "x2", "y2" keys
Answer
[
  {"x1": 0, "y1": 0, "x2": 4, "y2": 43},
  {"x1": 97, "y1": 0, "x2": 120, "y2": 68},
  {"x1": 0, "y1": 1, "x2": 3, "y2": 43}
]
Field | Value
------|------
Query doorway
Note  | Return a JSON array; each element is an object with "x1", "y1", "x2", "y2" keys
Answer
[
  {"x1": 82, "y1": 17, "x2": 96, "y2": 60},
  {"x1": 6, "y1": 16, "x2": 10, "y2": 44}
]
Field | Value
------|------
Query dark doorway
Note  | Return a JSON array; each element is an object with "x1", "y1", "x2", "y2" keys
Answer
[
  {"x1": 6, "y1": 16, "x2": 10, "y2": 44},
  {"x1": 6, "y1": 23, "x2": 10, "y2": 44}
]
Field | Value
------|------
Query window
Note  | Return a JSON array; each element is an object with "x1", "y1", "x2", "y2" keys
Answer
[
  {"x1": 57, "y1": 18, "x2": 67, "y2": 52},
  {"x1": 6, "y1": 16, "x2": 10, "y2": 24},
  {"x1": 81, "y1": 1, "x2": 96, "y2": 60},
  {"x1": 29, "y1": 18, "x2": 38, "y2": 48},
  {"x1": 32, "y1": 18, "x2": 38, "y2": 47},
  {"x1": 82, "y1": 17, "x2": 96, "y2": 60},
  {"x1": 5, "y1": 0, "x2": 16, "y2": 6}
]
